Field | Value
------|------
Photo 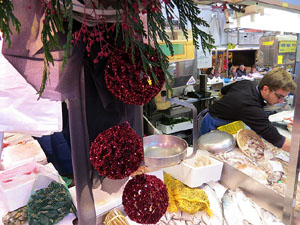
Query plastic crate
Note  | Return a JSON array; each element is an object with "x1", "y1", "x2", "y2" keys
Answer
[{"x1": 217, "y1": 120, "x2": 245, "y2": 134}]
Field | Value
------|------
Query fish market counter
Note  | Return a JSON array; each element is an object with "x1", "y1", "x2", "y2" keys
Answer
[
  {"x1": 215, "y1": 144, "x2": 300, "y2": 225},
  {"x1": 93, "y1": 127, "x2": 299, "y2": 225},
  {"x1": 95, "y1": 159, "x2": 289, "y2": 225},
  {"x1": 220, "y1": 162, "x2": 285, "y2": 219}
]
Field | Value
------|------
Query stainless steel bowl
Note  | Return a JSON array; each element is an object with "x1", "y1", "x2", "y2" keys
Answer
[
  {"x1": 198, "y1": 130, "x2": 235, "y2": 154},
  {"x1": 143, "y1": 135, "x2": 188, "y2": 167}
]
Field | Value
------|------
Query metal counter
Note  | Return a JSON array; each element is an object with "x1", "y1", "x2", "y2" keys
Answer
[
  {"x1": 220, "y1": 162, "x2": 285, "y2": 219},
  {"x1": 282, "y1": 68, "x2": 300, "y2": 224}
]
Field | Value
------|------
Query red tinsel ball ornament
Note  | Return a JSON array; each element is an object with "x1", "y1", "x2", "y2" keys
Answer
[
  {"x1": 89, "y1": 122, "x2": 144, "y2": 179},
  {"x1": 104, "y1": 44, "x2": 165, "y2": 105},
  {"x1": 122, "y1": 174, "x2": 169, "y2": 224}
]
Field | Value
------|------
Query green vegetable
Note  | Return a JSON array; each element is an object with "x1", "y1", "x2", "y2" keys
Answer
[
  {"x1": 160, "y1": 117, "x2": 192, "y2": 125},
  {"x1": 27, "y1": 181, "x2": 76, "y2": 225}
]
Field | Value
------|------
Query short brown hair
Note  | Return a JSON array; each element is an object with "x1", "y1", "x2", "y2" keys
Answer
[{"x1": 258, "y1": 67, "x2": 296, "y2": 92}]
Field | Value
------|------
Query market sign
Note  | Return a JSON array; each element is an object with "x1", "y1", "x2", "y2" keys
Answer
[
  {"x1": 278, "y1": 41, "x2": 297, "y2": 53},
  {"x1": 159, "y1": 40, "x2": 195, "y2": 62},
  {"x1": 262, "y1": 41, "x2": 274, "y2": 46}
]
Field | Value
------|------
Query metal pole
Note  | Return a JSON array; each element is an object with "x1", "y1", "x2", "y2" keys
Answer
[
  {"x1": 237, "y1": 27, "x2": 240, "y2": 46},
  {"x1": 215, "y1": 49, "x2": 218, "y2": 72},
  {"x1": 167, "y1": 97, "x2": 198, "y2": 160},
  {"x1": 294, "y1": 34, "x2": 300, "y2": 78},
  {"x1": 0, "y1": 132, "x2": 3, "y2": 162},
  {"x1": 282, "y1": 59, "x2": 300, "y2": 225},
  {"x1": 226, "y1": 46, "x2": 229, "y2": 78},
  {"x1": 0, "y1": 132, "x2": 4, "y2": 170}
]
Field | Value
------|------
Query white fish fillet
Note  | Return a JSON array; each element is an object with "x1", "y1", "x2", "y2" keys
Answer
[
  {"x1": 194, "y1": 211, "x2": 222, "y2": 225},
  {"x1": 235, "y1": 188, "x2": 264, "y2": 225},
  {"x1": 242, "y1": 220, "x2": 252, "y2": 225},
  {"x1": 202, "y1": 184, "x2": 224, "y2": 224},
  {"x1": 222, "y1": 189, "x2": 245, "y2": 225},
  {"x1": 260, "y1": 208, "x2": 285, "y2": 225},
  {"x1": 207, "y1": 182, "x2": 228, "y2": 202}
]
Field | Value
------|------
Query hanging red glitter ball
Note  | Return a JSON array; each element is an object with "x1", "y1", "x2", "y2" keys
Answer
[
  {"x1": 104, "y1": 43, "x2": 165, "y2": 105},
  {"x1": 89, "y1": 122, "x2": 144, "y2": 179},
  {"x1": 122, "y1": 174, "x2": 169, "y2": 224}
]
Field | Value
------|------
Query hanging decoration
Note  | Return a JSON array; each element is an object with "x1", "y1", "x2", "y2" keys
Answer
[
  {"x1": 1, "y1": 0, "x2": 215, "y2": 97},
  {"x1": 0, "y1": 0, "x2": 21, "y2": 48},
  {"x1": 89, "y1": 121, "x2": 144, "y2": 179},
  {"x1": 122, "y1": 174, "x2": 169, "y2": 224},
  {"x1": 105, "y1": 43, "x2": 165, "y2": 105}
]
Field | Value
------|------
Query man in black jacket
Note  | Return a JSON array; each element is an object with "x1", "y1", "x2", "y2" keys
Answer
[
  {"x1": 236, "y1": 64, "x2": 247, "y2": 77},
  {"x1": 200, "y1": 67, "x2": 296, "y2": 152}
]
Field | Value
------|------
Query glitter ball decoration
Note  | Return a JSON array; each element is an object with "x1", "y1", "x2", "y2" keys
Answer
[
  {"x1": 122, "y1": 174, "x2": 169, "y2": 224},
  {"x1": 104, "y1": 43, "x2": 165, "y2": 105},
  {"x1": 89, "y1": 122, "x2": 144, "y2": 179}
]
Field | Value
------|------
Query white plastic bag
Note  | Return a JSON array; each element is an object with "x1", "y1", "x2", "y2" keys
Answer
[{"x1": 0, "y1": 40, "x2": 62, "y2": 136}]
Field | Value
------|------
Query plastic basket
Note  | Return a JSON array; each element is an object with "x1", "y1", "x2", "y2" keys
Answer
[{"x1": 217, "y1": 121, "x2": 245, "y2": 134}]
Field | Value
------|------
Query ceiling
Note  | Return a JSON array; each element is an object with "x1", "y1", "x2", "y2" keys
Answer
[{"x1": 193, "y1": 0, "x2": 300, "y2": 14}]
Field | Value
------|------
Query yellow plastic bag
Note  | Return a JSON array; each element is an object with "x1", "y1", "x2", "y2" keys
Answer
[{"x1": 164, "y1": 173, "x2": 212, "y2": 215}]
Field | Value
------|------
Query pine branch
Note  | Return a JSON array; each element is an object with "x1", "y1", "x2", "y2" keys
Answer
[
  {"x1": 62, "y1": 0, "x2": 73, "y2": 68},
  {"x1": 144, "y1": 5, "x2": 175, "y2": 92},
  {"x1": 0, "y1": 0, "x2": 21, "y2": 48},
  {"x1": 2, "y1": 0, "x2": 214, "y2": 98},
  {"x1": 39, "y1": 0, "x2": 73, "y2": 97},
  {"x1": 38, "y1": 57, "x2": 50, "y2": 98},
  {"x1": 123, "y1": 0, "x2": 215, "y2": 96},
  {"x1": 168, "y1": 0, "x2": 215, "y2": 51}
]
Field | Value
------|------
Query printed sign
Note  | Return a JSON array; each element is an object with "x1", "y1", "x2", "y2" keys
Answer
[{"x1": 186, "y1": 76, "x2": 196, "y2": 85}]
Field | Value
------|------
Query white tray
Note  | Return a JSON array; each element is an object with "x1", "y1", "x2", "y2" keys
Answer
[
  {"x1": 156, "y1": 120, "x2": 193, "y2": 134},
  {"x1": 164, "y1": 151, "x2": 223, "y2": 188}
]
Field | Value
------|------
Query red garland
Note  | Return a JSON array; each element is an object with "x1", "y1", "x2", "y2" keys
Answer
[
  {"x1": 104, "y1": 43, "x2": 165, "y2": 105},
  {"x1": 89, "y1": 122, "x2": 144, "y2": 179},
  {"x1": 122, "y1": 174, "x2": 169, "y2": 224}
]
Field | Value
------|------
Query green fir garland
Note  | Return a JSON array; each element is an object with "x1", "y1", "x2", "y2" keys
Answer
[
  {"x1": 1, "y1": 0, "x2": 214, "y2": 97},
  {"x1": 0, "y1": 0, "x2": 21, "y2": 48},
  {"x1": 39, "y1": 0, "x2": 73, "y2": 96}
]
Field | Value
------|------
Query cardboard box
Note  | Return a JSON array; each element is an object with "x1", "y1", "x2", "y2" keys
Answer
[{"x1": 164, "y1": 151, "x2": 223, "y2": 188}]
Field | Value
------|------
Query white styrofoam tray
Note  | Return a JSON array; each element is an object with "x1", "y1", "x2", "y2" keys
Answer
[
  {"x1": 164, "y1": 151, "x2": 223, "y2": 188},
  {"x1": 156, "y1": 120, "x2": 193, "y2": 134},
  {"x1": 0, "y1": 162, "x2": 59, "y2": 212}
]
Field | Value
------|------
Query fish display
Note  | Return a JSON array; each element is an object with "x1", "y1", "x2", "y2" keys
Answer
[
  {"x1": 215, "y1": 136, "x2": 300, "y2": 213},
  {"x1": 234, "y1": 188, "x2": 264, "y2": 225},
  {"x1": 260, "y1": 208, "x2": 285, "y2": 225},
  {"x1": 202, "y1": 184, "x2": 224, "y2": 224},
  {"x1": 222, "y1": 189, "x2": 245, "y2": 225},
  {"x1": 155, "y1": 182, "x2": 284, "y2": 225}
]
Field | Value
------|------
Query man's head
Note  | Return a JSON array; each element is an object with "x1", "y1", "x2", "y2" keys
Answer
[
  {"x1": 239, "y1": 65, "x2": 245, "y2": 71},
  {"x1": 259, "y1": 67, "x2": 296, "y2": 105},
  {"x1": 251, "y1": 66, "x2": 256, "y2": 73}
]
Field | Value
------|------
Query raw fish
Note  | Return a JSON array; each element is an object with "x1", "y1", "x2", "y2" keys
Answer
[
  {"x1": 260, "y1": 208, "x2": 285, "y2": 225},
  {"x1": 207, "y1": 182, "x2": 228, "y2": 202},
  {"x1": 235, "y1": 188, "x2": 264, "y2": 225},
  {"x1": 202, "y1": 184, "x2": 224, "y2": 224},
  {"x1": 194, "y1": 211, "x2": 223, "y2": 225},
  {"x1": 222, "y1": 189, "x2": 245, "y2": 225}
]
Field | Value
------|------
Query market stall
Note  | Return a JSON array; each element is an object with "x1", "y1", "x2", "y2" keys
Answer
[{"x1": 1, "y1": 0, "x2": 300, "y2": 225}]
